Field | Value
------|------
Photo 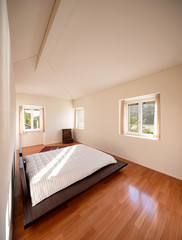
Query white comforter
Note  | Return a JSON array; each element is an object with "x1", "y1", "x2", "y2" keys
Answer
[{"x1": 25, "y1": 144, "x2": 116, "y2": 206}]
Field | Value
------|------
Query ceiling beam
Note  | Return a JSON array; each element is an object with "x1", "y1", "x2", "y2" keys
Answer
[{"x1": 36, "y1": 0, "x2": 77, "y2": 70}]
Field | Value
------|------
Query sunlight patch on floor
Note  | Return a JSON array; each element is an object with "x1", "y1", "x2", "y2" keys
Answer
[{"x1": 128, "y1": 185, "x2": 157, "y2": 216}]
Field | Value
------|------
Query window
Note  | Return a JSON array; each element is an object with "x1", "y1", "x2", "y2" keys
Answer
[
  {"x1": 120, "y1": 94, "x2": 160, "y2": 139},
  {"x1": 75, "y1": 108, "x2": 84, "y2": 129},
  {"x1": 23, "y1": 106, "x2": 42, "y2": 132}
]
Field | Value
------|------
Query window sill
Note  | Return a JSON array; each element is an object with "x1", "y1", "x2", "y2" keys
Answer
[
  {"x1": 123, "y1": 133, "x2": 159, "y2": 141},
  {"x1": 24, "y1": 129, "x2": 42, "y2": 133}
]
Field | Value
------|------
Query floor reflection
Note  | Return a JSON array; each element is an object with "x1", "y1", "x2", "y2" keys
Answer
[{"x1": 128, "y1": 185, "x2": 156, "y2": 216}]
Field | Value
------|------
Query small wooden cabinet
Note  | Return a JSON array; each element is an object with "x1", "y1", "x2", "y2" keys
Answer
[{"x1": 62, "y1": 129, "x2": 73, "y2": 144}]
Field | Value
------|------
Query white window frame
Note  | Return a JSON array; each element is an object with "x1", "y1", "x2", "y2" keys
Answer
[
  {"x1": 23, "y1": 106, "x2": 42, "y2": 132},
  {"x1": 126, "y1": 97, "x2": 155, "y2": 138},
  {"x1": 75, "y1": 107, "x2": 84, "y2": 130},
  {"x1": 120, "y1": 93, "x2": 159, "y2": 140}
]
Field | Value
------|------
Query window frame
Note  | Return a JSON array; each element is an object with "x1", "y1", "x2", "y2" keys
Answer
[
  {"x1": 119, "y1": 93, "x2": 160, "y2": 140},
  {"x1": 75, "y1": 107, "x2": 84, "y2": 130},
  {"x1": 125, "y1": 97, "x2": 155, "y2": 138},
  {"x1": 23, "y1": 106, "x2": 42, "y2": 132}
]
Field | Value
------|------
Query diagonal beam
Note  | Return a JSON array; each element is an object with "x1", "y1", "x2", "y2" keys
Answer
[{"x1": 36, "y1": 0, "x2": 77, "y2": 70}]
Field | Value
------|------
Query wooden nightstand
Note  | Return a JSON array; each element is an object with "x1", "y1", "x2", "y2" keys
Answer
[{"x1": 62, "y1": 129, "x2": 73, "y2": 144}]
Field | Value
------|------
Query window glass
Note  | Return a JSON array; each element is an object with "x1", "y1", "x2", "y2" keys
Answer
[
  {"x1": 75, "y1": 108, "x2": 84, "y2": 129},
  {"x1": 128, "y1": 103, "x2": 139, "y2": 133},
  {"x1": 24, "y1": 109, "x2": 31, "y2": 129},
  {"x1": 142, "y1": 101, "x2": 155, "y2": 134},
  {"x1": 23, "y1": 106, "x2": 42, "y2": 131},
  {"x1": 33, "y1": 109, "x2": 40, "y2": 129},
  {"x1": 120, "y1": 93, "x2": 160, "y2": 139}
]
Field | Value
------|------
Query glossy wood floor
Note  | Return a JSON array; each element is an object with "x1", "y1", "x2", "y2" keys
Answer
[{"x1": 13, "y1": 143, "x2": 182, "y2": 240}]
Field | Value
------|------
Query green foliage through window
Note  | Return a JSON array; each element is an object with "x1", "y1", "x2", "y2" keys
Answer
[
  {"x1": 128, "y1": 103, "x2": 139, "y2": 133},
  {"x1": 142, "y1": 101, "x2": 155, "y2": 134},
  {"x1": 129, "y1": 114, "x2": 138, "y2": 132},
  {"x1": 24, "y1": 108, "x2": 41, "y2": 130},
  {"x1": 128, "y1": 101, "x2": 155, "y2": 135}
]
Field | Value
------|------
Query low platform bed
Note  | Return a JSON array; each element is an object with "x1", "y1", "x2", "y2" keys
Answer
[{"x1": 19, "y1": 145, "x2": 127, "y2": 229}]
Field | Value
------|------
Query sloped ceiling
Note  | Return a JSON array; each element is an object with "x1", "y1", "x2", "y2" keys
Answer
[{"x1": 8, "y1": 0, "x2": 182, "y2": 100}]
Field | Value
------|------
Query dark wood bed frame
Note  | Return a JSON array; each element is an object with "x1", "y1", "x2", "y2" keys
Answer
[{"x1": 19, "y1": 146, "x2": 127, "y2": 229}]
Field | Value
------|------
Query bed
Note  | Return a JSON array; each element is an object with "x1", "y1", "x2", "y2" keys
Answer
[{"x1": 19, "y1": 144, "x2": 127, "y2": 229}]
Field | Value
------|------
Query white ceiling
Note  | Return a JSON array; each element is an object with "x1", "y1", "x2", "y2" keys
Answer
[{"x1": 8, "y1": 0, "x2": 182, "y2": 100}]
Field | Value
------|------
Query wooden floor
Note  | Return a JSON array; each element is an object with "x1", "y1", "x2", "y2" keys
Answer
[{"x1": 13, "y1": 143, "x2": 182, "y2": 240}]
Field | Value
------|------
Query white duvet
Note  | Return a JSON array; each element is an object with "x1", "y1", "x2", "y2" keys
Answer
[{"x1": 25, "y1": 144, "x2": 116, "y2": 206}]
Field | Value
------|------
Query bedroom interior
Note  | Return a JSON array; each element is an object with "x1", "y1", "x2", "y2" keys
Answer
[{"x1": 0, "y1": 0, "x2": 182, "y2": 239}]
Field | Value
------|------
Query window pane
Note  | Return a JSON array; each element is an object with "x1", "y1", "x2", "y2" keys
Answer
[
  {"x1": 128, "y1": 103, "x2": 139, "y2": 133},
  {"x1": 24, "y1": 109, "x2": 31, "y2": 129},
  {"x1": 33, "y1": 109, "x2": 40, "y2": 129},
  {"x1": 142, "y1": 101, "x2": 155, "y2": 134},
  {"x1": 76, "y1": 108, "x2": 84, "y2": 129}
]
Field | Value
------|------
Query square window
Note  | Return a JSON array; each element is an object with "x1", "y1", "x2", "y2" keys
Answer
[
  {"x1": 23, "y1": 106, "x2": 42, "y2": 132},
  {"x1": 120, "y1": 94, "x2": 160, "y2": 139}
]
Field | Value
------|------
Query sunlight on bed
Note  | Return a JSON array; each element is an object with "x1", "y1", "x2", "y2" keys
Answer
[
  {"x1": 32, "y1": 146, "x2": 76, "y2": 184},
  {"x1": 47, "y1": 145, "x2": 77, "y2": 179}
]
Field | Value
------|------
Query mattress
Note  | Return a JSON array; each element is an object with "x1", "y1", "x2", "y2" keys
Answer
[{"x1": 25, "y1": 144, "x2": 117, "y2": 206}]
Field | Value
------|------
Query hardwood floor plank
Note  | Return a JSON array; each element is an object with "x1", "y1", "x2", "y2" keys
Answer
[{"x1": 13, "y1": 143, "x2": 182, "y2": 240}]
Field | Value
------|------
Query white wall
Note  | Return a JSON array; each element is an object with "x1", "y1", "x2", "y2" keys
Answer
[
  {"x1": 16, "y1": 93, "x2": 73, "y2": 148},
  {"x1": 0, "y1": 0, "x2": 16, "y2": 239},
  {"x1": 73, "y1": 65, "x2": 182, "y2": 180}
]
